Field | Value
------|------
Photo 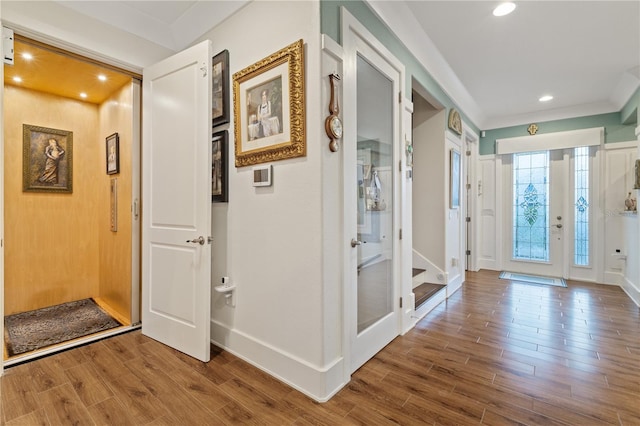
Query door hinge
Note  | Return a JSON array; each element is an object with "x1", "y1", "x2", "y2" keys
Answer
[
  {"x1": 465, "y1": 250, "x2": 471, "y2": 256},
  {"x1": 466, "y1": 183, "x2": 471, "y2": 190},
  {"x1": 466, "y1": 217, "x2": 471, "y2": 222},
  {"x1": 398, "y1": 91, "x2": 402, "y2": 103},
  {"x1": 399, "y1": 297, "x2": 403, "y2": 308},
  {"x1": 399, "y1": 160, "x2": 402, "y2": 172},
  {"x1": 399, "y1": 228, "x2": 403, "y2": 240},
  {"x1": 466, "y1": 150, "x2": 471, "y2": 156}
]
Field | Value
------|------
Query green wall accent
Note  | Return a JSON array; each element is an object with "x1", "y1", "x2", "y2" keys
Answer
[
  {"x1": 480, "y1": 112, "x2": 636, "y2": 155},
  {"x1": 620, "y1": 87, "x2": 639, "y2": 125},
  {"x1": 320, "y1": 0, "x2": 480, "y2": 134}
]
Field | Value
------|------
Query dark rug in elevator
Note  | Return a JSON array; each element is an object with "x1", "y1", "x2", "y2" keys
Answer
[{"x1": 4, "y1": 298, "x2": 122, "y2": 357}]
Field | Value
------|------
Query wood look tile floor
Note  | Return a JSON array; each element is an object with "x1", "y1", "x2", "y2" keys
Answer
[{"x1": 1, "y1": 270, "x2": 639, "y2": 425}]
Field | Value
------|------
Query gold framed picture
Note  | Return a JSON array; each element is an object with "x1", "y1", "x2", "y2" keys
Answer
[
  {"x1": 23, "y1": 124, "x2": 73, "y2": 193},
  {"x1": 233, "y1": 39, "x2": 305, "y2": 167}
]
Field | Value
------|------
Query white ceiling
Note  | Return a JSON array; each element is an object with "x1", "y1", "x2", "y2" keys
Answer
[{"x1": 52, "y1": 0, "x2": 640, "y2": 130}]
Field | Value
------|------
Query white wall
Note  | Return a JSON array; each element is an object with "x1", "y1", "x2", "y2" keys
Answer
[
  {"x1": 197, "y1": 1, "x2": 336, "y2": 401},
  {"x1": 604, "y1": 141, "x2": 640, "y2": 304},
  {"x1": 445, "y1": 131, "x2": 464, "y2": 290},
  {"x1": 412, "y1": 99, "x2": 445, "y2": 271},
  {"x1": 603, "y1": 143, "x2": 638, "y2": 283},
  {"x1": 477, "y1": 155, "x2": 499, "y2": 270}
]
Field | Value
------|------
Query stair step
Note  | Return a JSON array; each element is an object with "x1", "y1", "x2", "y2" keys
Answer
[
  {"x1": 413, "y1": 282, "x2": 446, "y2": 307},
  {"x1": 412, "y1": 268, "x2": 426, "y2": 278}
]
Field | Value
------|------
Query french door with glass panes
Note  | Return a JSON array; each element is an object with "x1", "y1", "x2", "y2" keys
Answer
[{"x1": 502, "y1": 147, "x2": 593, "y2": 279}]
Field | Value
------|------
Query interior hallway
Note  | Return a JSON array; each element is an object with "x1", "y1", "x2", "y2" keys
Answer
[{"x1": 1, "y1": 270, "x2": 638, "y2": 424}]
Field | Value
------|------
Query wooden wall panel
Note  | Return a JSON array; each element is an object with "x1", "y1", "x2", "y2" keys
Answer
[
  {"x1": 4, "y1": 86, "x2": 100, "y2": 314},
  {"x1": 98, "y1": 83, "x2": 133, "y2": 324}
]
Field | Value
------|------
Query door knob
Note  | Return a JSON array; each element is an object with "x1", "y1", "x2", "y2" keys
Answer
[
  {"x1": 351, "y1": 238, "x2": 362, "y2": 248},
  {"x1": 186, "y1": 236, "x2": 205, "y2": 245}
]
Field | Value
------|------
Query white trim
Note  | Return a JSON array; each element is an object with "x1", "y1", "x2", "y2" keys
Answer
[
  {"x1": 463, "y1": 126, "x2": 479, "y2": 272},
  {"x1": 496, "y1": 127, "x2": 604, "y2": 155},
  {"x1": 604, "y1": 140, "x2": 638, "y2": 150},
  {"x1": 341, "y1": 6, "x2": 406, "y2": 375},
  {"x1": 211, "y1": 320, "x2": 346, "y2": 403},
  {"x1": 0, "y1": 12, "x2": 5, "y2": 376},
  {"x1": 3, "y1": 325, "x2": 140, "y2": 368},
  {"x1": 621, "y1": 276, "x2": 640, "y2": 307},
  {"x1": 321, "y1": 33, "x2": 343, "y2": 61}
]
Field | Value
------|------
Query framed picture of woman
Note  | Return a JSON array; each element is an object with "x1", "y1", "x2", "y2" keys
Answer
[{"x1": 22, "y1": 124, "x2": 73, "y2": 193}]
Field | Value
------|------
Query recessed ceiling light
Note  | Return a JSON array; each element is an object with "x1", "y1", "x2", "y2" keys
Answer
[
  {"x1": 539, "y1": 95, "x2": 554, "y2": 102},
  {"x1": 493, "y1": 2, "x2": 516, "y2": 17},
  {"x1": 21, "y1": 53, "x2": 33, "y2": 60},
  {"x1": 98, "y1": 74, "x2": 107, "y2": 82},
  {"x1": 80, "y1": 92, "x2": 88, "y2": 99},
  {"x1": 13, "y1": 76, "x2": 22, "y2": 83}
]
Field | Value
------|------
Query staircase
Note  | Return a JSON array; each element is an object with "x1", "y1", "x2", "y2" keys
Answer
[{"x1": 412, "y1": 268, "x2": 446, "y2": 309}]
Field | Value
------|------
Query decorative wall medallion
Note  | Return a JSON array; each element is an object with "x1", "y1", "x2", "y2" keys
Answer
[
  {"x1": 448, "y1": 108, "x2": 462, "y2": 135},
  {"x1": 527, "y1": 123, "x2": 539, "y2": 135}
]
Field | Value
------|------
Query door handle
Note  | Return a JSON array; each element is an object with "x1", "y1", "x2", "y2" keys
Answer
[
  {"x1": 351, "y1": 238, "x2": 362, "y2": 248},
  {"x1": 186, "y1": 236, "x2": 205, "y2": 245},
  {"x1": 553, "y1": 223, "x2": 563, "y2": 229}
]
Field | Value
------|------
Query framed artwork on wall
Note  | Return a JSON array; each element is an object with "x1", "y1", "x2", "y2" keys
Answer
[
  {"x1": 106, "y1": 132, "x2": 120, "y2": 175},
  {"x1": 22, "y1": 124, "x2": 73, "y2": 193},
  {"x1": 212, "y1": 130, "x2": 228, "y2": 202},
  {"x1": 450, "y1": 148, "x2": 461, "y2": 209},
  {"x1": 213, "y1": 49, "x2": 230, "y2": 128},
  {"x1": 233, "y1": 39, "x2": 306, "y2": 167}
]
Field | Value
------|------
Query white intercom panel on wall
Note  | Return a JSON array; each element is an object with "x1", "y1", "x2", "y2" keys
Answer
[
  {"x1": 3, "y1": 27, "x2": 15, "y2": 65},
  {"x1": 252, "y1": 165, "x2": 272, "y2": 187}
]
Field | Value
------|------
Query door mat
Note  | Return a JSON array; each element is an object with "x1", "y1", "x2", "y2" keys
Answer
[
  {"x1": 4, "y1": 298, "x2": 122, "y2": 357},
  {"x1": 499, "y1": 271, "x2": 567, "y2": 287}
]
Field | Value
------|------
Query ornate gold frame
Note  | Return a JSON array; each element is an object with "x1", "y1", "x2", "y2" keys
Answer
[{"x1": 233, "y1": 39, "x2": 306, "y2": 167}]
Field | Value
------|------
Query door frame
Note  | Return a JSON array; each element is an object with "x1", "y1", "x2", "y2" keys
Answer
[
  {"x1": 495, "y1": 128, "x2": 604, "y2": 282},
  {"x1": 0, "y1": 18, "x2": 6, "y2": 377},
  {"x1": 501, "y1": 149, "x2": 567, "y2": 278},
  {"x1": 0, "y1": 29, "x2": 143, "y2": 372},
  {"x1": 341, "y1": 8, "x2": 408, "y2": 377}
]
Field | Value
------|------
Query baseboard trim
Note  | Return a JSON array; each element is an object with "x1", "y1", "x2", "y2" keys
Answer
[
  {"x1": 621, "y1": 277, "x2": 640, "y2": 307},
  {"x1": 210, "y1": 320, "x2": 346, "y2": 402}
]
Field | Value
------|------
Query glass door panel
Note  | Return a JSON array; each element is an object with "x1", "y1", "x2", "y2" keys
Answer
[{"x1": 356, "y1": 54, "x2": 394, "y2": 334}]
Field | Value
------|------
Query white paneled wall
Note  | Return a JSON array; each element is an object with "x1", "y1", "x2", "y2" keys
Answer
[{"x1": 477, "y1": 155, "x2": 498, "y2": 270}]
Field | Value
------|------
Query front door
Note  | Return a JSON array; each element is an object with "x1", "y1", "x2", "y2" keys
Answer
[
  {"x1": 344, "y1": 19, "x2": 402, "y2": 373},
  {"x1": 142, "y1": 41, "x2": 212, "y2": 362},
  {"x1": 502, "y1": 150, "x2": 565, "y2": 278}
]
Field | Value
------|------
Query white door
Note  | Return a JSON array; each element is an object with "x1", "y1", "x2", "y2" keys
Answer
[
  {"x1": 344, "y1": 20, "x2": 402, "y2": 373},
  {"x1": 502, "y1": 150, "x2": 566, "y2": 277},
  {"x1": 142, "y1": 41, "x2": 212, "y2": 362}
]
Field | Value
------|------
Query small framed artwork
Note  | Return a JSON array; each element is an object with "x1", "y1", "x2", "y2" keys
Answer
[
  {"x1": 233, "y1": 39, "x2": 306, "y2": 167},
  {"x1": 635, "y1": 159, "x2": 640, "y2": 189},
  {"x1": 106, "y1": 132, "x2": 119, "y2": 175},
  {"x1": 23, "y1": 124, "x2": 73, "y2": 193},
  {"x1": 212, "y1": 130, "x2": 228, "y2": 202},
  {"x1": 213, "y1": 49, "x2": 230, "y2": 128},
  {"x1": 450, "y1": 148, "x2": 461, "y2": 209}
]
